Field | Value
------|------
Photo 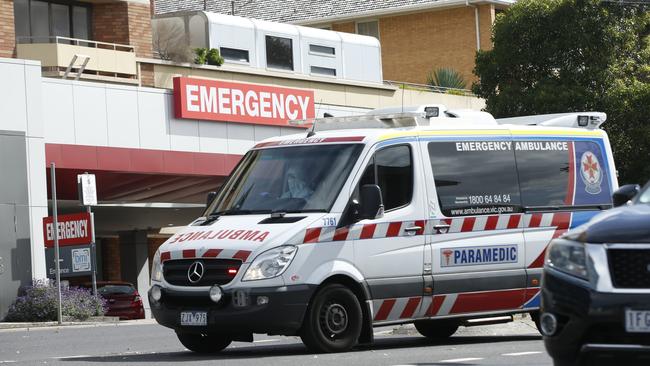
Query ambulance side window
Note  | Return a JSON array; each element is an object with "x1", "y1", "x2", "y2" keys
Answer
[
  {"x1": 358, "y1": 145, "x2": 413, "y2": 211},
  {"x1": 428, "y1": 141, "x2": 521, "y2": 217},
  {"x1": 515, "y1": 142, "x2": 570, "y2": 207},
  {"x1": 515, "y1": 140, "x2": 612, "y2": 207}
]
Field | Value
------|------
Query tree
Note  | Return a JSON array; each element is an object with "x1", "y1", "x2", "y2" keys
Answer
[{"x1": 473, "y1": 0, "x2": 650, "y2": 184}]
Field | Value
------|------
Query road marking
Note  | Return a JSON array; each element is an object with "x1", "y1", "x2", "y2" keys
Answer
[
  {"x1": 0, "y1": 361, "x2": 17, "y2": 364},
  {"x1": 439, "y1": 358, "x2": 483, "y2": 363},
  {"x1": 253, "y1": 339, "x2": 280, "y2": 343},
  {"x1": 57, "y1": 355, "x2": 91, "y2": 359},
  {"x1": 502, "y1": 351, "x2": 542, "y2": 356}
]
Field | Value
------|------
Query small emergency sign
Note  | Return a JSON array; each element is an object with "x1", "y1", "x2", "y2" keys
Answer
[{"x1": 77, "y1": 173, "x2": 97, "y2": 206}]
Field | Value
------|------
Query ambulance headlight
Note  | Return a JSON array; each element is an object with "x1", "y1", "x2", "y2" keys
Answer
[
  {"x1": 545, "y1": 239, "x2": 588, "y2": 280},
  {"x1": 243, "y1": 246, "x2": 297, "y2": 281},
  {"x1": 151, "y1": 251, "x2": 163, "y2": 282}
]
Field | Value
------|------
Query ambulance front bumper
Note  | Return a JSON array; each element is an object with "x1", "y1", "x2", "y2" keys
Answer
[{"x1": 149, "y1": 284, "x2": 315, "y2": 336}]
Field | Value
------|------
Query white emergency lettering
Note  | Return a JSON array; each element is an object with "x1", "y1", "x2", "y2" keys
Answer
[
  {"x1": 45, "y1": 220, "x2": 88, "y2": 241},
  {"x1": 188, "y1": 85, "x2": 311, "y2": 120}
]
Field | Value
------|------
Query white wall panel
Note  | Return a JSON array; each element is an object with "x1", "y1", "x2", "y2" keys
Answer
[
  {"x1": 253, "y1": 125, "x2": 281, "y2": 141},
  {"x1": 42, "y1": 81, "x2": 76, "y2": 144},
  {"x1": 28, "y1": 205, "x2": 48, "y2": 279},
  {"x1": 106, "y1": 86, "x2": 140, "y2": 148},
  {"x1": 168, "y1": 95, "x2": 200, "y2": 152},
  {"x1": 138, "y1": 90, "x2": 171, "y2": 150},
  {"x1": 26, "y1": 137, "x2": 47, "y2": 207},
  {"x1": 198, "y1": 121, "x2": 228, "y2": 154},
  {"x1": 226, "y1": 123, "x2": 255, "y2": 154},
  {"x1": 24, "y1": 62, "x2": 44, "y2": 138},
  {"x1": 72, "y1": 83, "x2": 109, "y2": 146},
  {"x1": 0, "y1": 60, "x2": 27, "y2": 133}
]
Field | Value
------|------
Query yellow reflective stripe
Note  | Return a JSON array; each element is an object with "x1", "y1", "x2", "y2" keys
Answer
[{"x1": 378, "y1": 128, "x2": 603, "y2": 141}]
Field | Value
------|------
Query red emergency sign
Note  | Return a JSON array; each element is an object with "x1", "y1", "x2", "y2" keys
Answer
[
  {"x1": 43, "y1": 212, "x2": 93, "y2": 248},
  {"x1": 173, "y1": 77, "x2": 315, "y2": 127}
]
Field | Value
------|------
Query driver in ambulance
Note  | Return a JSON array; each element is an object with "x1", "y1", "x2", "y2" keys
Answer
[{"x1": 281, "y1": 164, "x2": 314, "y2": 199}]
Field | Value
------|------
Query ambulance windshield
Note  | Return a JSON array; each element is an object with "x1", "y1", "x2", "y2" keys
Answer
[{"x1": 209, "y1": 144, "x2": 363, "y2": 215}]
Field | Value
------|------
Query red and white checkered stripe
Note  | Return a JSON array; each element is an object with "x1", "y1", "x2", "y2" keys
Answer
[
  {"x1": 160, "y1": 248, "x2": 252, "y2": 263},
  {"x1": 294, "y1": 213, "x2": 571, "y2": 244},
  {"x1": 372, "y1": 296, "x2": 423, "y2": 322},
  {"x1": 373, "y1": 288, "x2": 541, "y2": 323}
]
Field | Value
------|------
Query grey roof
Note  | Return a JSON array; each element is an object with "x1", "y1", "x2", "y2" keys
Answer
[{"x1": 154, "y1": 0, "x2": 449, "y2": 23}]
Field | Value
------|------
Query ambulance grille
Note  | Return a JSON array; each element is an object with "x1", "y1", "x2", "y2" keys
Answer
[
  {"x1": 163, "y1": 259, "x2": 242, "y2": 287},
  {"x1": 608, "y1": 249, "x2": 650, "y2": 288}
]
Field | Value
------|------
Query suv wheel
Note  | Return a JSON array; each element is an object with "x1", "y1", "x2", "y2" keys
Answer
[
  {"x1": 176, "y1": 332, "x2": 232, "y2": 353},
  {"x1": 300, "y1": 284, "x2": 363, "y2": 353},
  {"x1": 414, "y1": 319, "x2": 459, "y2": 340}
]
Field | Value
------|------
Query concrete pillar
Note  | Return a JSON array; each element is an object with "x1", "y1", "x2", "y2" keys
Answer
[{"x1": 119, "y1": 230, "x2": 151, "y2": 318}]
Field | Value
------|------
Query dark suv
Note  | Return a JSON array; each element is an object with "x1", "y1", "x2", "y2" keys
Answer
[{"x1": 541, "y1": 181, "x2": 650, "y2": 365}]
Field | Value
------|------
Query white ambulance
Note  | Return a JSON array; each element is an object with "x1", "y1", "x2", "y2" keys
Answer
[{"x1": 149, "y1": 109, "x2": 617, "y2": 353}]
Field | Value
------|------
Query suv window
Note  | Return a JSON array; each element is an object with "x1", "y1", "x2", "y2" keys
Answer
[
  {"x1": 359, "y1": 145, "x2": 413, "y2": 211},
  {"x1": 428, "y1": 141, "x2": 521, "y2": 216}
]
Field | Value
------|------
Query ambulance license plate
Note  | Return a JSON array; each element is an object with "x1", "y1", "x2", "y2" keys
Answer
[
  {"x1": 625, "y1": 310, "x2": 650, "y2": 333},
  {"x1": 180, "y1": 311, "x2": 207, "y2": 326}
]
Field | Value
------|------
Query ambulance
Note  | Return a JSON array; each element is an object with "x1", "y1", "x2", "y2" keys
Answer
[{"x1": 148, "y1": 108, "x2": 617, "y2": 353}]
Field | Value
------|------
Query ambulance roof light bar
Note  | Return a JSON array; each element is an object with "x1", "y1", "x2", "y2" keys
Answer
[
  {"x1": 289, "y1": 113, "x2": 430, "y2": 133},
  {"x1": 496, "y1": 112, "x2": 606, "y2": 129}
]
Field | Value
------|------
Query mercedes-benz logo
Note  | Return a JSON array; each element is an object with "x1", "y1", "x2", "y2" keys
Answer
[{"x1": 187, "y1": 261, "x2": 205, "y2": 284}]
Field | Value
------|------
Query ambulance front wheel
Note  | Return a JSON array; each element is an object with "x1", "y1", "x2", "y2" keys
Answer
[
  {"x1": 176, "y1": 332, "x2": 232, "y2": 353},
  {"x1": 414, "y1": 319, "x2": 460, "y2": 340},
  {"x1": 300, "y1": 284, "x2": 363, "y2": 353}
]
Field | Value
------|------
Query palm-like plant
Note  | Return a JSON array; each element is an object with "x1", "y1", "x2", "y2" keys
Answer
[{"x1": 426, "y1": 68, "x2": 467, "y2": 92}]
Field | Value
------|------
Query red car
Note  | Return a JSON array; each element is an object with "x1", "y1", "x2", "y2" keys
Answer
[{"x1": 85, "y1": 281, "x2": 145, "y2": 320}]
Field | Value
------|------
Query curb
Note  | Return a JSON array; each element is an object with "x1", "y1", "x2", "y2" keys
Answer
[{"x1": 0, "y1": 316, "x2": 120, "y2": 330}]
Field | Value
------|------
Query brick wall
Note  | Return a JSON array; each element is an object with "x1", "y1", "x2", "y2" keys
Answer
[
  {"x1": 0, "y1": 0, "x2": 15, "y2": 58},
  {"x1": 326, "y1": 7, "x2": 496, "y2": 86},
  {"x1": 140, "y1": 63, "x2": 154, "y2": 87},
  {"x1": 332, "y1": 22, "x2": 356, "y2": 33},
  {"x1": 478, "y1": 4, "x2": 495, "y2": 51},
  {"x1": 102, "y1": 237, "x2": 122, "y2": 281},
  {"x1": 92, "y1": 1, "x2": 152, "y2": 58},
  {"x1": 127, "y1": 2, "x2": 153, "y2": 58},
  {"x1": 380, "y1": 7, "x2": 486, "y2": 86}
]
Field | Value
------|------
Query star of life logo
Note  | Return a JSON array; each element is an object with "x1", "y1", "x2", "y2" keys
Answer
[{"x1": 580, "y1": 151, "x2": 602, "y2": 195}]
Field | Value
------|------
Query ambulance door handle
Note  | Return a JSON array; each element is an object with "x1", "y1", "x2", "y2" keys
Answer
[
  {"x1": 433, "y1": 224, "x2": 451, "y2": 234},
  {"x1": 404, "y1": 226, "x2": 422, "y2": 235}
]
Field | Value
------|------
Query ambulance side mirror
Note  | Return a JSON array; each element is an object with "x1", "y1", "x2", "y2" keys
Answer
[
  {"x1": 359, "y1": 184, "x2": 384, "y2": 220},
  {"x1": 206, "y1": 191, "x2": 217, "y2": 208},
  {"x1": 612, "y1": 184, "x2": 640, "y2": 207}
]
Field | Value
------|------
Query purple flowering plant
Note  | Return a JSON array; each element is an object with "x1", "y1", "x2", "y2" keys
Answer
[{"x1": 4, "y1": 279, "x2": 107, "y2": 322}]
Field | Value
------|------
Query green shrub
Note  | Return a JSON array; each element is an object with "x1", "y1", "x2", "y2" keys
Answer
[
  {"x1": 194, "y1": 48, "x2": 224, "y2": 66},
  {"x1": 426, "y1": 68, "x2": 467, "y2": 92},
  {"x1": 4, "y1": 280, "x2": 107, "y2": 322}
]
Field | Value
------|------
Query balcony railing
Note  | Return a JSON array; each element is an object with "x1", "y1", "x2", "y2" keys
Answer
[
  {"x1": 16, "y1": 36, "x2": 138, "y2": 84},
  {"x1": 384, "y1": 80, "x2": 475, "y2": 97}
]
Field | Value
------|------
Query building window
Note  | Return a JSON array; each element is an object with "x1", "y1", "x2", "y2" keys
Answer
[
  {"x1": 309, "y1": 44, "x2": 335, "y2": 55},
  {"x1": 265, "y1": 35, "x2": 293, "y2": 71},
  {"x1": 14, "y1": 0, "x2": 92, "y2": 43},
  {"x1": 311, "y1": 66, "x2": 336, "y2": 77},
  {"x1": 356, "y1": 20, "x2": 379, "y2": 39},
  {"x1": 220, "y1": 47, "x2": 249, "y2": 63}
]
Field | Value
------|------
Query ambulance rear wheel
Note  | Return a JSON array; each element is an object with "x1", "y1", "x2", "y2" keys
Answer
[
  {"x1": 176, "y1": 332, "x2": 232, "y2": 353},
  {"x1": 414, "y1": 319, "x2": 459, "y2": 340},
  {"x1": 300, "y1": 284, "x2": 363, "y2": 353}
]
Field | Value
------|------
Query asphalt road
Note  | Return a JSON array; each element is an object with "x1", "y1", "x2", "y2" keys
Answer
[{"x1": 0, "y1": 316, "x2": 643, "y2": 366}]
